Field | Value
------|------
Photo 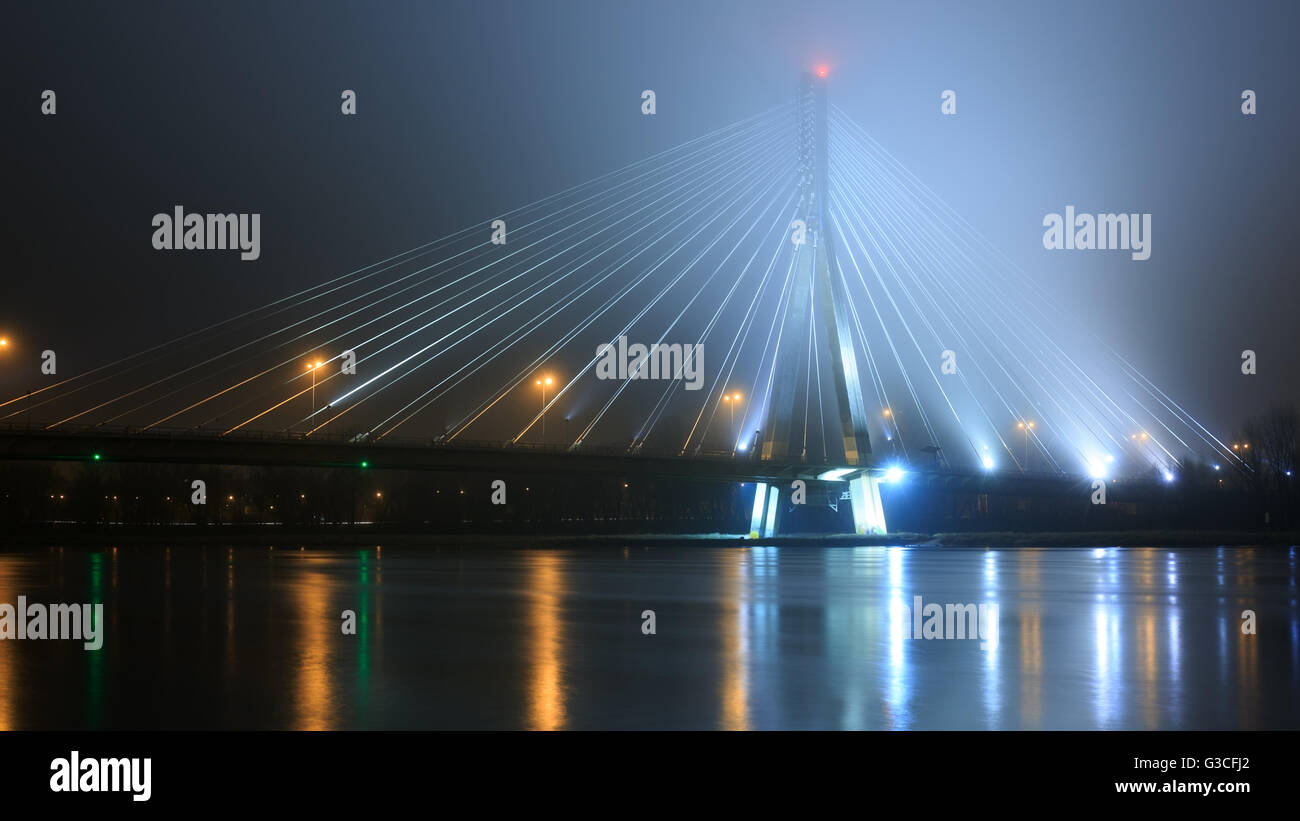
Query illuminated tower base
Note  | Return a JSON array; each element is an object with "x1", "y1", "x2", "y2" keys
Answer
[
  {"x1": 848, "y1": 473, "x2": 887, "y2": 535},
  {"x1": 745, "y1": 471, "x2": 887, "y2": 539}
]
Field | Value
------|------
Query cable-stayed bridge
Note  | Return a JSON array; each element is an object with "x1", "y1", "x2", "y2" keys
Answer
[{"x1": 0, "y1": 73, "x2": 1241, "y2": 535}]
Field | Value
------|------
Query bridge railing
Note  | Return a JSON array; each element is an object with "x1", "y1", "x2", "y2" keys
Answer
[
  {"x1": 0, "y1": 422, "x2": 778, "y2": 465},
  {"x1": 0, "y1": 423, "x2": 1102, "y2": 482}
]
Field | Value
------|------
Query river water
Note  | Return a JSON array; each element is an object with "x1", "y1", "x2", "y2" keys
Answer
[{"x1": 0, "y1": 543, "x2": 1295, "y2": 730}]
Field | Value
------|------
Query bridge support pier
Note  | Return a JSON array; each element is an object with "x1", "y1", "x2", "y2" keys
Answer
[
  {"x1": 848, "y1": 473, "x2": 887, "y2": 535},
  {"x1": 747, "y1": 482, "x2": 782, "y2": 538},
  {"x1": 746, "y1": 474, "x2": 887, "y2": 538}
]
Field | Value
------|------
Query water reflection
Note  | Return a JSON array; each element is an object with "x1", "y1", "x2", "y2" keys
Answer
[
  {"x1": 0, "y1": 559, "x2": 15, "y2": 731},
  {"x1": 1017, "y1": 551, "x2": 1042, "y2": 728},
  {"x1": 885, "y1": 546, "x2": 911, "y2": 729},
  {"x1": 527, "y1": 552, "x2": 566, "y2": 731},
  {"x1": 719, "y1": 549, "x2": 749, "y2": 730},
  {"x1": 744, "y1": 546, "x2": 781, "y2": 728},
  {"x1": 292, "y1": 556, "x2": 335, "y2": 730},
  {"x1": 0, "y1": 544, "x2": 1293, "y2": 730},
  {"x1": 356, "y1": 550, "x2": 372, "y2": 726},
  {"x1": 88, "y1": 551, "x2": 104, "y2": 729}
]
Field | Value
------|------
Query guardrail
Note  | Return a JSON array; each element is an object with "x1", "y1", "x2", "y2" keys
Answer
[
  {"x1": 0, "y1": 423, "x2": 1101, "y2": 482},
  {"x1": 0, "y1": 423, "x2": 779, "y2": 466}
]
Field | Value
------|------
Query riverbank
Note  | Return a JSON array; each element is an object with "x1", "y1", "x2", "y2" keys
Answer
[{"x1": 2, "y1": 524, "x2": 1297, "y2": 548}]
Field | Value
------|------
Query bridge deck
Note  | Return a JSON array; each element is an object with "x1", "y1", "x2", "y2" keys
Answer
[{"x1": 0, "y1": 425, "x2": 860, "y2": 484}]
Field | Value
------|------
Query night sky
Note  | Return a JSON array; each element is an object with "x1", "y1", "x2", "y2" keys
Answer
[{"x1": 1, "y1": 0, "x2": 1296, "y2": 448}]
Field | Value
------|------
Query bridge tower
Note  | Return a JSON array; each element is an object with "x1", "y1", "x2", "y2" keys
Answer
[{"x1": 751, "y1": 70, "x2": 887, "y2": 537}]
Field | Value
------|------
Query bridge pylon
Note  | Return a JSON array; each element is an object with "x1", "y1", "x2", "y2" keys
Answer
[
  {"x1": 751, "y1": 72, "x2": 887, "y2": 537},
  {"x1": 761, "y1": 71, "x2": 873, "y2": 467}
]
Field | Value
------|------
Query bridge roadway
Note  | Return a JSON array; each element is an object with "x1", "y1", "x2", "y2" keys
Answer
[
  {"x1": 0, "y1": 424, "x2": 1098, "y2": 494},
  {"x1": 0, "y1": 425, "x2": 887, "y2": 485}
]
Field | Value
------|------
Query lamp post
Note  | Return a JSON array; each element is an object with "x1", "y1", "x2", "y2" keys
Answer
[
  {"x1": 721, "y1": 392, "x2": 743, "y2": 454},
  {"x1": 0, "y1": 338, "x2": 28, "y2": 429},
  {"x1": 535, "y1": 376, "x2": 553, "y2": 443},
  {"x1": 1017, "y1": 420, "x2": 1035, "y2": 469},
  {"x1": 306, "y1": 360, "x2": 323, "y2": 419}
]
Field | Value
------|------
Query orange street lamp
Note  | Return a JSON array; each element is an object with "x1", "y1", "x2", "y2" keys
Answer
[
  {"x1": 306, "y1": 359, "x2": 324, "y2": 416},
  {"x1": 1, "y1": 337, "x2": 35, "y2": 427},
  {"x1": 722, "y1": 392, "x2": 743, "y2": 452},
  {"x1": 1017, "y1": 420, "x2": 1035, "y2": 468},
  {"x1": 535, "y1": 376, "x2": 554, "y2": 442}
]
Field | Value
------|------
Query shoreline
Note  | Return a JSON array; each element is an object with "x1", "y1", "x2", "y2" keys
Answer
[{"x1": 1, "y1": 525, "x2": 1296, "y2": 549}]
